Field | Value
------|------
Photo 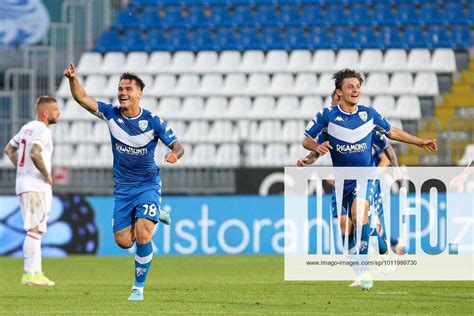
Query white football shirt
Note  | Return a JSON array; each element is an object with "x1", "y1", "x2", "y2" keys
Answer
[{"x1": 9, "y1": 120, "x2": 53, "y2": 194}]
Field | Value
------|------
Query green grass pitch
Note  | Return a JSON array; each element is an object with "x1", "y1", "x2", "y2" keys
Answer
[{"x1": 0, "y1": 255, "x2": 472, "y2": 314}]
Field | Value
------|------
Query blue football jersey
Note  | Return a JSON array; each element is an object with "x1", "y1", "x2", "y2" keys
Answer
[
  {"x1": 95, "y1": 102, "x2": 177, "y2": 186},
  {"x1": 305, "y1": 105, "x2": 391, "y2": 167}
]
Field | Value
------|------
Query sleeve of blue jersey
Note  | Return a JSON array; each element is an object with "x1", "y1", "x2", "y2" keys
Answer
[
  {"x1": 369, "y1": 106, "x2": 392, "y2": 134},
  {"x1": 96, "y1": 101, "x2": 114, "y2": 120},
  {"x1": 304, "y1": 109, "x2": 328, "y2": 139},
  {"x1": 372, "y1": 130, "x2": 388, "y2": 150},
  {"x1": 153, "y1": 115, "x2": 178, "y2": 148}
]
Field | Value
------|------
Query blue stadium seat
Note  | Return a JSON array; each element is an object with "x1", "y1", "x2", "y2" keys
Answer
[
  {"x1": 232, "y1": 7, "x2": 256, "y2": 27},
  {"x1": 112, "y1": 11, "x2": 140, "y2": 31},
  {"x1": 379, "y1": 27, "x2": 402, "y2": 48},
  {"x1": 468, "y1": 5, "x2": 474, "y2": 25},
  {"x1": 349, "y1": 5, "x2": 372, "y2": 26},
  {"x1": 279, "y1": 6, "x2": 301, "y2": 27},
  {"x1": 331, "y1": 27, "x2": 353, "y2": 49},
  {"x1": 443, "y1": 4, "x2": 468, "y2": 25},
  {"x1": 168, "y1": 30, "x2": 192, "y2": 51},
  {"x1": 401, "y1": 27, "x2": 426, "y2": 48},
  {"x1": 255, "y1": 6, "x2": 279, "y2": 27},
  {"x1": 215, "y1": 29, "x2": 239, "y2": 51},
  {"x1": 143, "y1": 30, "x2": 169, "y2": 52},
  {"x1": 191, "y1": 30, "x2": 215, "y2": 51},
  {"x1": 308, "y1": 28, "x2": 331, "y2": 49},
  {"x1": 163, "y1": 8, "x2": 187, "y2": 28},
  {"x1": 95, "y1": 31, "x2": 122, "y2": 52},
  {"x1": 419, "y1": 5, "x2": 442, "y2": 25},
  {"x1": 186, "y1": 7, "x2": 211, "y2": 28},
  {"x1": 301, "y1": 7, "x2": 325, "y2": 27},
  {"x1": 372, "y1": 5, "x2": 395, "y2": 25},
  {"x1": 450, "y1": 26, "x2": 472, "y2": 48},
  {"x1": 325, "y1": 6, "x2": 347, "y2": 26},
  {"x1": 122, "y1": 30, "x2": 145, "y2": 52},
  {"x1": 139, "y1": 9, "x2": 164, "y2": 29},
  {"x1": 129, "y1": 0, "x2": 160, "y2": 8},
  {"x1": 426, "y1": 26, "x2": 450, "y2": 48},
  {"x1": 262, "y1": 29, "x2": 285, "y2": 50},
  {"x1": 237, "y1": 29, "x2": 263, "y2": 51},
  {"x1": 209, "y1": 6, "x2": 232, "y2": 28},
  {"x1": 395, "y1": 5, "x2": 420, "y2": 26},
  {"x1": 354, "y1": 27, "x2": 379, "y2": 49},
  {"x1": 285, "y1": 28, "x2": 310, "y2": 49}
]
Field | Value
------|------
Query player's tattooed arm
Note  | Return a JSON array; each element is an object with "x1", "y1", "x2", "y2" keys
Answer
[
  {"x1": 165, "y1": 141, "x2": 184, "y2": 164},
  {"x1": 4, "y1": 143, "x2": 18, "y2": 166},
  {"x1": 63, "y1": 63, "x2": 98, "y2": 115},
  {"x1": 30, "y1": 144, "x2": 52, "y2": 184},
  {"x1": 383, "y1": 144, "x2": 399, "y2": 167}
]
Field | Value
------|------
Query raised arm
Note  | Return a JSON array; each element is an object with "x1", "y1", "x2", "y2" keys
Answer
[
  {"x1": 164, "y1": 141, "x2": 184, "y2": 164},
  {"x1": 30, "y1": 144, "x2": 52, "y2": 184},
  {"x1": 383, "y1": 143, "x2": 399, "y2": 167},
  {"x1": 63, "y1": 63, "x2": 98, "y2": 115},
  {"x1": 302, "y1": 136, "x2": 332, "y2": 155},
  {"x1": 387, "y1": 127, "x2": 437, "y2": 152},
  {"x1": 4, "y1": 143, "x2": 18, "y2": 166}
]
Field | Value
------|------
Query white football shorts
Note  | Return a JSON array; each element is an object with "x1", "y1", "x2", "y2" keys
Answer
[{"x1": 18, "y1": 191, "x2": 52, "y2": 232}]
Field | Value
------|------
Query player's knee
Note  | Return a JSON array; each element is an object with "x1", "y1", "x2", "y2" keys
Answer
[
  {"x1": 114, "y1": 235, "x2": 134, "y2": 249},
  {"x1": 135, "y1": 229, "x2": 152, "y2": 244}
]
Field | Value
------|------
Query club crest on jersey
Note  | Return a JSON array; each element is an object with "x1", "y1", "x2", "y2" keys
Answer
[
  {"x1": 358, "y1": 111, "x2": 368, "y2": 121},
  {"x1": 138, "y1": 120, "x2": 148, "y2": 131}
]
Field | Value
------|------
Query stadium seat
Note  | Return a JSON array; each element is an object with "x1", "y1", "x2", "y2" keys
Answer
[
  {"x1": 246, "y1": 74, "x2": 271, "y2": 95},
  {"x1": 300, "y1": 96, "x2": 323, "y2": 118},
  {"x1": 60, "y1": 98, "x2": 88, "y2": 119},
  {"x1": 311, "y1": 50, "x2": 336, "y2": 72},
  {"x1": 189, "y1": 144, "x2": 216, "y2": 167},
  {"x1": 147, "y1": 51, "x2": 172, "y2": 73},
  {"x1": 308, "y1": 28, "x2": 331, "y2": 49},
  {"x1": 157, "y1": 97, "x2": 181, "y2": 119},
  {"x1": 316, "y1": 73, "x2": 334, "y2": 95},
  {"x1": 187, "y1": 6, "x2": 210, "y2": 28},
  {"x1": 191, "y1": 30, "x2": 215, "y2": 51},
  {"x1": 372, "y1": 95, "x2": 396, "y2": 118},
  {"x1": 407, "y1": 49, "x2": 431, "y2": 71},
  {"x1": 293, "y1": 73, "x2": 318, "y2": 95},
  {"x1": 287, "y1": 50, "x2": 312, "y2": 72},
  {"x1": 389, "y1": 72, "x2": 413, "y2": 95},
  {"x1": 349, "y1": 5, "x2": 371, "y2": 26},
  {"x1": 223, "y1": 74, "x2": 247, "y2": 95},
  {"x1": 401, "y1": 27, "x2": 427, "y2": 48},
  {"x1": 285, "y1": 28, "x2": 310, "y2": 50},
  {"x1": 247, "y1": 143, "x2": 265, "y2": 166},
  {"x1": 358, "y1": 49, "x2": 384, "y2": 72},
  {"x1": 269, "y1": 74, "x2": 294, "y2": 95},
  {"x1": 84, "y1": 75, "x2": 108, "y2": 98},
  {"x1": 358, "y1": 95, "x2": 371, "y2": 106},
  {"x1": 379, "y1": 27, "x2": 402, "y2": 49},
  {"x1": 121, "y1": 30, "x2": 145, "y2": 52},
  {"x1": 139, "y1": 8, "x2": 163, "y2": 30},
  {"x1": 51, "y1": 122, "x2": 70, "y2": 144},
  {"x1": 203, "y1": 97, "x2": 228, "y2": 119},
  {"x1": 331, "y1": 28, "x2": 353, "y2": 49},
  {"x1": 124, "y1": 52, "x2": 149, "y2": 73},
  {"x1": 264, "y1": 50, "x2": 288, "y2": 72},
  {"x1": 215, "y1": 29, "x2": 239, "y2": 51},
  {"x1": 77, "y1": 52, "x2": 102, "y2": 75},
  {"x1": 184, "y1": 121, "x2": 209, "y2": 142},
  {"x1": 174, "y1": 74, "x2": 200, "y2": 96},
  {"x1": 232, "y1": 6, "x2": 256, "y2": 27},
  {"x1": 140, "y1": 96, "x2": 158, "y2": 113},
  {"x1": 208, "y1": 121, "x2": 238, "y2": 142},
  {"x1": 426, "y1": 26, "x2": 450, "y2": 48},
  {"x1": 162, "y1": 8, "x2": 187, "y2": 29},
  {"x1": 364, "y1": 72, "x2": 389, "y2": 95},
  {"x1": 100, "y1": 52, "x2": 126, "y2": 74},
  {"x1": 450, "y1": 26, "x2": 472, "y2": 48},
  {"x1": 251, "y1": 97, "x2": 276, "y2": 118},
  {"x1": 215, "y1": 144, "x2": 240, "y2": 167},
  {"x1": 168, "y1": 30, "x2": 192, "y2": 51},
  {"x1": 150, "y1": 75, "x2": 177, "y2": 96},
  {"x1": 335, "y1": 49, "x2": 359, "y2": 70},
  {"x1": 209, "y1": 6, "x2": 232, "y2": 28},
  {"x1": 301, "y1": 7, "x2": 324, "y2": 27},
  {"x1": 240, "y1": 50, "x2": 265, "y2": 72},
  {"x1": 412, "y1": 72, "x2": 439, "y2": 96},
  {"x1": 97, "y1": 143, "x2": 113, "y2": 167},
  {"x1": 200, "y1": 74, "x2": 224, "y2": 95},
  {"x1": 431, "y1": 49, "x2": 456, "y2": 73},
  {"x1": 143, "y1": 30, "x2": 169, "y2": 52},
  {"x1": 325, "y1": 5, "x2": 346, "y2": 26},
  {"x1": 167, "y1": 120, "x2": 185, "y2": 140},
  {"x1": 237, "y1": 29, "x2": 263, "y2": 51},
  {"x1": 103, "y1": 74, "x2": 121, "y2": 97},
  {"x1": 262, "y1": 29, "x2": 285, "y2": 50},
  {"x1": 255, "y1": 6, "x2": 279, "y2": 27},
  {"x1": 354, "y1": 27, "x2": 379, "y2": 49},
  {"x1": 395, "y1": 4, "x2": 419, "y2": 25},
  {"x1": 382, "y1": 49, "x2": 407, "y2": 72},
  {"x1": 53, "y1": 144, "x2": 74, "y2": 165},
  {"x1": 264, "y1": 143, "x2": 288, "y2": 166},
  {"x1": 281, "y1": 120, "x2": 305, "y2": 141},
  {"x1": 95, "y1": 31, "x2": 122, "y2": 53},
  {"x1": 69, "y1": 121, "x2": 94, "y2": 143},
  {"x1": 279, "y1": 6, "x2": 301, "y2": 27},
  {"x1": 443, "y1": 4, "x2": 468, "y2": 25},
  {"x1": 395, "y1": 95, "x2": 421, "y2": 119},
  {"x1": 256, "y1": 121, "x2": 281, "y2": 142},
  {"x1": 112, "y1": 11, "x2": 140, "y2": 31},
  {"x1": 180, "y1": 97, "x2": 204, "y2": 118},
  {"x1": 92, "y1": 121, "x2": 110, "y2": 144},
  {"x1": 289, "y1": 143, "x2": 307, "y2": 164},
  {"x1": 275, "y1": 97, "x2": 299, "y2": 118},
  {"x1": 193, "y1": 51, "x2": 219, "y2": 73},
  {"x1": 372, "y1": 5, "x2": 395, "y2": 26},
  {"x1": 227, "y1": 96, "x2": 252, "y2": 118},
  {"x1": 169, "y1": 51, "x2": 195, "y2": 73},
  {"x1": 216, "y1": 51, "x2": 241, "y2": 72},
  {"x1": 57, "y1": 76, "x2": 83, "y2": 98},
  {"x1": 419, "y1": 5, "x2": 442, "y2": 25}
]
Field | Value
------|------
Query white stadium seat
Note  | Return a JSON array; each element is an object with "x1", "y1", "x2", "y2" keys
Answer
[
  {"x1": 203, "y1": 97, "x2": 228, "y2": 119},
  {"x1": 358, "y1": 95, "x2": 371, "y2": 106},
  {"x1": 57, "y1": 76, "x2": 83, "y2": 98},
  {"x1": 103, "y1": 74, "x2": 121, "y2": 97},
  {"x1": 412, "y1": 72, "x2": 439, "y2": 96},
  {"x1": 240, "y1": 50, "x2": 265, "y2": 72},
  {"x1": 200, "y1": 74, "x2": 224, "y2": 95},
  {"x1": 180, "y1": 97, "x2": 204, "y2": 118},
  {"x1": 358, "y1": 49, "x2": 384, "y2": 72},
  {"x1": 150, "y1": 75, "x2": 176, "y2": 96},
  {"x1": 77, "y1": 52, "x2": 102, "y2": 75},
  {"x1": 264, "y1": 143, "x2": 288, "y2": 166},
  {"x1": 288, "y1": 50, "x2": 312, "y2": 72},
  {"x1": 227, "y1": 96, "x2": 251, "y2": 118},
  {"x1": 431, "y1": 48, "x2": 456, "y2": 73},
  {"x1": 364, "y1": 72, "x2": 389, "y2": 95},
  {"x1": 170, "y1": 51, "x2": 195, "y2": 73},
  {"x1": 257, "y1": 120, "x2": 281, "y2": 141},
  {"x1": 246, "y1": 73, "x2": 270, "y2": 95},
  {"x1": 147, "y1": 51, "x2": 172, "y2": 73},
  {"x1": 100, "y1": 52, "x2": 126, "y2": 74},
  {"x1": 53, "y1": 144, "x2": 75, "y2": 165},
  {"x1": 72, "y1": 144, "x2": 98, "y2": 167},
  {"x1": 407, "y1": 49, "x2": 431, "y2": 72},
  {"x1": 395, "y1": 95, "x2": 421, "y2": 119},
  {"x1": 275, "y1": 97, "x2": 299, "y2": 118},
  {"x1": 223, "y1": 74, "x2": 247, "y2": 95},
  {"x1": 316, "y1": 73, "x2": 334, "y2": 95},
  {"x1": 189, "y1": 144, "x2": 216, "y2": 167},
  {"x1": 174, "y1": 74, "x2": 200, "y2": 96},
  {"x1": 293, "y1": 73, "x2": 318, "y2": 95},
  {"x1": 193, "y1": 51, "x2": 219, "y2": 73},
  {"x1": 372, "y1": 95, "x2": 396, "y2": 118},
  {"x1": 389, "y1": 72, "x2": 413, "y2": 95},
  {"x1": 124, "y1": 52, "x2": 149, "y2": 73},
  {"x1": 335, "y1": 49, "x2": 359, "y2": 70},
  {"x1": 51, "y1": 122, "x2": 70, "y2": 144},
  {"x1": 300, "y1": 96, "x2": 323, "y2": 118},
  {"x1": 208, "y1": 121, "x2": 238, "y2": 142},
  {"x1": 251, "y1": 97, "x2": 276, "y2": 118},
  {"x1": 156, "y1": 97, "x2": 181, "y2": 119},
  {"x1": 246, "y1": 144, "x2": 265, "y2": 166},
  {"x1": 312, "y1": 50, "x2": 336, "y2": 72},
  {"x1": 281, "y1": 120, "x2": 305, "y2": 142},
  {"x1": 184, "y1": 121, "x2": 209, "y2": 142},
  {"x1": 83, "y1": 75, "x2": 108, "y2": 98},
  {"x1": 382, "y1": 49, "x2": 408, "y2": 72},
  {"x1": 167, "y1": 120, "x2": 186, "y2": 139},
  {"x1": 217, "y1": 51, "x2": 241, "y2": 73},
  {"x1": 97, "y1": 144, "x2": 113, "y2": 167},
  {"x1": 264, "y1": 50, "x2": 288, "y2": 72},
  {"x1": 216, "y1": 144, "x2": 240, "y2": 167},
  {"x1": 69, "y1": 121, "x2": 94, "y2": 143},
  {"x1": 92, "y1": 121, "x2": 110, "y2": 143},
  {"x1": 269, "y1": 73, "x2": 294, "y2": 95}
]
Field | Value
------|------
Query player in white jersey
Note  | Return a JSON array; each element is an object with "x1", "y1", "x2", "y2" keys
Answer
[
  {"x1": 3, "y1": 96, "x2": 60, "y2": 286},
  {"x1": 64, "y1": 63, "x2": 184, "y2": 301}
]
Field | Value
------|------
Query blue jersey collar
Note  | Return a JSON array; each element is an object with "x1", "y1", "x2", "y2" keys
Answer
[
  {"x1": 337, "y1": 104, "x2": 358, "y2": 115},
  {"x1": 121, "y1": 107, "x2": 143, "y2": 120}
]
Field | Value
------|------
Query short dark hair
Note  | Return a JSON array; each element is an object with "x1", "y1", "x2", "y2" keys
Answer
[
  {"x1": 35, "y1": 96, "x2": 57, "y2": 110},
  {"x1": 332, "y1": 69, "x2": 364, "y2": 90},
  {"x1": 120, "y1": 72, "x2": 145, "y2": 91}
]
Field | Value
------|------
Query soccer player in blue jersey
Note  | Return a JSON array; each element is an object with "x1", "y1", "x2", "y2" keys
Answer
[
  {"x1": 64, "y1": 63, "x2": 184, "y2": 301},
  {"x1": 302, "y1": 69, "x2": 436, "y2": 272}
]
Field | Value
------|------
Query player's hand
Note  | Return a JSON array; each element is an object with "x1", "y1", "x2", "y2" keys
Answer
[
  {"x1": 165, "y1": 152, "x2": 178, "y2": 164},
  {"x1": 297, "y1": 154, "x2": 316, "y2": 167},
  {"x1": 316, "y1": 141, "x2": 332, "y2": 156},
  {"x1": 64, "y1": 62, "x2": 77, "y2": 79},
  {"x1": 418, "y1": 139, "x2": 437, "y2": 152},
  {"x1": 45, "y1": 174, "x2": 53, "y2": 185}
]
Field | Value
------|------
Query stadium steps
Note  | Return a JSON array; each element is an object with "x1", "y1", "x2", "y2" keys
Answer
[{"x1": 399, "y1": 121, "x2": 441, "y2": 165}]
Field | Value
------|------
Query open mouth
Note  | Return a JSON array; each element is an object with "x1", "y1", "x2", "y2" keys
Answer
[{"x1": 119, "y1": 96, "x2": 130, "y2": 102}]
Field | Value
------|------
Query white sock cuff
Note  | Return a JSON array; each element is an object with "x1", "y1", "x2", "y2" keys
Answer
[
  {"x1": 27, "y1": 232, "x2": 42, "y2": 240},
  {"x1": 135, "y1": 253, "x2": 153, "y2": 265}
]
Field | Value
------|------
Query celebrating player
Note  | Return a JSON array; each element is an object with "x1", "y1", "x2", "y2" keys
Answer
[
  {"x1": 64, "y1": 63, "x2": 184, "y2": 301},
  {"x1": 4, "y1": 96, "x2": 60, "y2": 286},
  {"x1": 302, "y1": 69, "x2": 436, "y2": 285}
]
